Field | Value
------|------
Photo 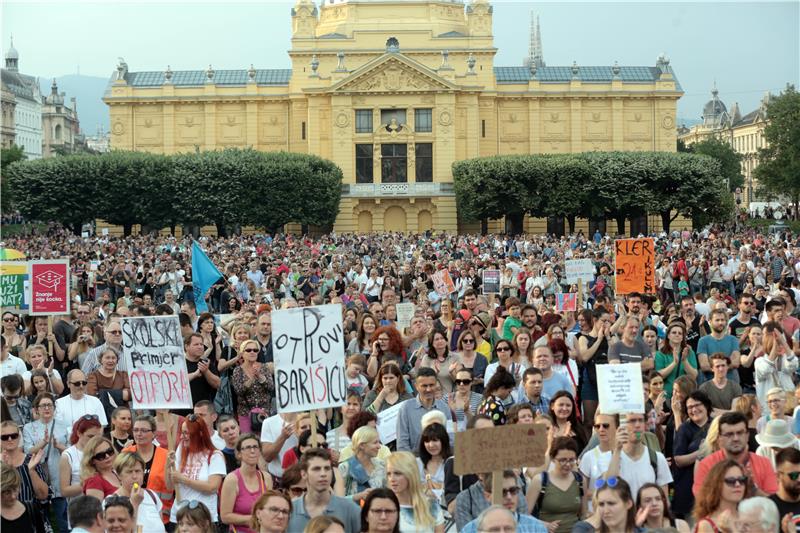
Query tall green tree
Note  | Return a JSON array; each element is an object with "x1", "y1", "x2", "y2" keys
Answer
[
  {"x1": 755, "y1": 85, "x2": 800, "y2": 217},
  {"x1": 690, "y1": 136, "x2": 743, "y2": 192},
  {"x1": 1, "y1": 145, "x2": 26, "y2": 212}
]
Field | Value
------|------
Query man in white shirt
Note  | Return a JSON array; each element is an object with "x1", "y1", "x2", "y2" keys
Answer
[
  {"x1": 260, "y1": 412, "x2": 299, "y2": 480},
  {"x1": 56, "y1": 369, "x2": 108, "y2": 429},
  {"x1": 605, "y1": 411, "x2": 672, "y2": 498},
  {"x1": 0, "y1": 336, "x2": 27, "y2": 378}
]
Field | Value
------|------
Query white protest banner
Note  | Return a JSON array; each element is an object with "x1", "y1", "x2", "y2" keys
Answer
[
  {"x1": 565, "y1": 259, "x2": 595, "y2": 285},
  {"x1": 121, "y1": 315, "x2": 192, "y2": 410},
  {"x1": 273, "y1": 304, "x2": 348, "y2": 413},
  {"x1": 396, "y1": 303, "x2": 415, "y2": 330},
  {"x1": 597, "y1": 363, "x2": 645, "y2": 415},
  {"x1": 376, "y1": 400, "x2": 407, "y2": 444}
]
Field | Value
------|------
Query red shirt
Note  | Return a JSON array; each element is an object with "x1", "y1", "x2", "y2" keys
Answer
[
  {"x1": 692, "y1": 450, "x2": 777, "y2": 496},
  {"x1": 83, "y1": 473, "x2": 119, "y2": 498}
]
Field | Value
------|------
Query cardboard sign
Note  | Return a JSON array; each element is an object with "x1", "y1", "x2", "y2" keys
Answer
[
  {"x1": 29, "y1": 260, "x2": 70, "y2": 315},
  {"x1": 273, "y1": 304, "x2": 347, "y2": 413},
  {"x1": 565, "y1": 259, "x2": 595, "y2": 284},
  {"x1": 615, "y1": 238, "x2": 656, "y2": 294},
  {"x1": 555, "y1": 293, "x2": 577, "y2": 312},
  {"x1": 376, "y1": 400, "x2": 407, "y2": 444},
  {"x1": 482, "y1": 269, "x2": 501, "y2": 294},
  {"x1": 121, "y1": 315, "x2": 193, "y2": 410},
  {"x1": 432, "y1": 269, "x2": 456, "y2": 297},
  {"x1": 454, "y1": 423, "x2": 548, "y2": 475},
  {"x1": 0, "y1": 261, "x2": 29, "y2": 311},
  {"x1": 396, "y1": 303, "x2": 415, "y2": 330},
  {"x1": 597, "y1": 363, "x2": 645, "y2": 415}
]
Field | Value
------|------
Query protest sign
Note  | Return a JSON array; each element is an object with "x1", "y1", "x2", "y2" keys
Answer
[
  {"x1": 432, "y1": 269, "x2": 456, "y2": 297},
  {"x1": 454, "y1": 423, "x2": 548, "y2": 476},
  {"x1": 0, "y1": 261, "x2": 29, "y2": 311},
  {"x1": 555, "y1": 293, "x2": 577, "y2": 312},
  {"x1": 482, "y1": 269, "x2": 501, "y2": 294},
  {"x1": 29, "y1": 260, "x2": 70, "y2": 315},
  {"x1": 273, "y1": 304, "x2": 348, "y2": 413},
  {"x1": 396, "y1": 303, "x2": 415, "y2": 330},
  {"x1": 376, "y1": 400, "x2": 407, "y2": 444},
  {"x1": 565, "y1": 259, "x2": 595, "y2": 284},
  {"x1": 121, "y1": 315, "x2": 192, "y2": 410},
  {"x1": 597, "y1": 363, "x2": 645, "y2": 415},
  {"x1": 615, "y1": 238, "x2": 655, "y2": 294}
]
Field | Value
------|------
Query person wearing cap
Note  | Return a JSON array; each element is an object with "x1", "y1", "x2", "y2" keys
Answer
[{"x1": 755, "y1": 419, "x2": 800, "y2": 468}]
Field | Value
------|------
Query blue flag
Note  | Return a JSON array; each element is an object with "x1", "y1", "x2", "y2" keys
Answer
[{"x1": 191, "y1": 240, "x2": 223, "y2": 313}]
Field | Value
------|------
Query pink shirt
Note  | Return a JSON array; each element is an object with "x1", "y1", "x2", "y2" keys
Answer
[
  {"x1": 692, "y1": 450, "x2": 778, "y2": 496},
  {"x1": 231, "y1": 468, "x2": 269, "y2": 533}
]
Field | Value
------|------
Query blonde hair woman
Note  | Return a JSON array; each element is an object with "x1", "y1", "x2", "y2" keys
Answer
[
  {"x1": 336, "y1": 426, "x2": 386, "y2": 502},
  {"x1": 697, "y1": 417, "x2": 722, "y2": 460},
  {"x1": 386, "y1": 451, "x2": 444, "y2": 533},
  {"x1": 80, "y1": 435, "x2": 120, "y2": 499}
]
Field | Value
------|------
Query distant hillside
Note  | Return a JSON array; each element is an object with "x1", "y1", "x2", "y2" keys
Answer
[{"x1": 39, "y1": 74, "x2": 110, "y2": 135}]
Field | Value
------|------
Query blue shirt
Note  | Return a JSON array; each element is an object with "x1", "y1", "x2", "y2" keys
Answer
[
  {"x1": 542, "y1": 371, "x2": 574, "y2": 398},
  {"x1": 396, "y1": 397, "x2": 452, "y2": 453},
  {"x1": 461, "y1": 513, "x2": 549, "y2": 533},
  {"x1": 696, "y1": 334, "x2": 740, "y2": 383}
]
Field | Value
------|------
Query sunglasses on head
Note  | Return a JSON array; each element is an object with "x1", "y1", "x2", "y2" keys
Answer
[
  {"x1": 93, "y1": 448, "x2": 114, "y2": 461},
  {"x1": 81, "y1": 414, "x2": 100, "y2": 422},
  {"x1": 594, "y1": 476, "x2": 619, "y2": 490},
  {"x1": 0, "y1": 432, "x2": 19, "y2": 441},
  {"x1": 186, "y1": 414, "x2": 199, "y2": 422},
  {"x1": 104, "y1": 495, "x2": 131, "y2": 508},
  {"x1": 177, "y1": 500, "x2": 203, "y2": 511}
]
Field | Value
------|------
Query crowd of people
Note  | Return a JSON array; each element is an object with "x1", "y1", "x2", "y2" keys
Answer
[{"x1": 1, "y1": 225, "x2": 800, "y2": 533}]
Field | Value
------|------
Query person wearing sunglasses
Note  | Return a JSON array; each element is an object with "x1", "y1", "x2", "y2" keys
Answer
[
  {"x1": 80, "y1": 435, "x2": 120, "y2": 499},
  {"x1": 23, "y1": 392, "x2": 70, "y2": 531},
  {"x1": 577, "y1": 412, "x2": 618, "y2": 513},
  {"x1": 55, "y1": 369, "x2": 108, "y2": 430},
  {"x1": 280, "y1": 463, "x2": 307, "y2": 500},
  {"x1": 454, "y1": 329, "x2": 488, "y2": 394},
  {"x1": 0, "y1": 419, "x2": 49, "y2": 529},
  {"x1": 1, "y1": 312, "x2": 26, "y2": 358},
  {"x1": 1, "y1": 373, "x2": 32, "y2": 426},
  {"x1": 454, "y1": 470, "x2": 537, "y2": 532},
  {"x1": 693, "y1": 459, "x2": 753, "y2": 533},
  {"x1": 444, "y1": 368, "x2": 482, "y2": 428},
  {"x1": 79, "y1": 319, "x2": 127, "y2": 376},
  {"x1": 771, "y1": 447, "x2": 800, "y2": 530}
]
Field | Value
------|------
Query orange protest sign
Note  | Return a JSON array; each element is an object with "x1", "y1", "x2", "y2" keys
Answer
[
  {"x1": 614, "y1": 238, "x2": 656, "y2": 294},
  {"x1": 432, "y1": 269, "x2": 456, "y2": 297}
]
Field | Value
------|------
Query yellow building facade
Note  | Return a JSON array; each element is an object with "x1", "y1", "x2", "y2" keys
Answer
[
  {"x1": 104, "y1": 0, "x2": 683, "y2": 235},
  {"x1": 678, "y1": 85, "x2": 770, "y2": 207}
]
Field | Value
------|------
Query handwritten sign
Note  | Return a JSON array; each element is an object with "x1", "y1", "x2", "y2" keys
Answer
[
  {"x1": 454, "y1": 423, "x2": 548, "y2": 475},
  {"x1": 597, "y1": 363, "x2": 645, "y2": 415},
  {"x1": 376, "y1": 400, "x2": 407, "y2": 444},
  {"x1": 614, "y1": 238, "x2": 655, "y2": 294},
  {"x1": 29, "y1": 260, "x2": 70, "y2": 316},
  {"x1": 565, "y1": 259, "x2": 595, "y2": 284},
  {"x1": 121, "y1": 316, "x2": 192, "y2": 410},
  {"x1": 432, "y1": 270, "x2": 456, "y2": 297},
  {"x1": 273, "y1": 304, "x2": 347, "y2": 413},
  {"x1": 555, "y1": 293, "x2": 577, "y2": 312},
  {"x1": 482, "y1": 269, "x2": 501, "y2": 294},
  {"x1": 1, "y1": 261, "x2": 28, "y2": 311},
  {"x1": 396, "y1": 303, "x2": 415, "y2": 330}
]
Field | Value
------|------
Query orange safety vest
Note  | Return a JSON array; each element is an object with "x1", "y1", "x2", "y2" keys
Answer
[{"x1": 124, "y1": 444, "x2": 174, "y2": 524}]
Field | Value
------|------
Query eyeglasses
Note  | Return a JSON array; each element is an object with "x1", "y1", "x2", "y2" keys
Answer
[
  {"x1": 593, "y1": 423, "x2": 611, "y2": 430},
  {"x1": 240, "y1": 444, "x2": 260, "y2": 453},
  {"x1": 289, "y1": 486, "x2": 307, "y2": 496},
  {"x1": 378, "y1": 337, "x2": 390, "y2": 342},
  {"x1": 686, "y1": 403, "x2": 705, "y2": 412},
  {"x1": 0, "y1": 432, "x2": 19, "y2": 441},
  {"x1": 768, "y1": 398, "x2": 786, "y2": 404},
  {"x1": 70, "y1": 380, "x2": 88, "y2": 387},
  {"x1": 106, "y1": 330, "x2": 122, "y2": 335},
  {"x1": 595, "y1": 476, "x2": 619, "y2": 489},
  {"x1": 500, "y1": 486, "x2": 520, "y2": 497},
  {"x1": 133, "y1": 428, "x2": 153, "y2": 434},
  {"x1": 37, "y1": 403, "x2": 54, "y2": 409},
  {"x1": 93, "y1": 448, "x2": 115, "y2": 461},
  {"x1": 264, "y1": 506, "x2": 290, "y2": 516},
  {"x1": 369, "y1": 508, "x2": 398, "y2": 515},
  {"x1": 723, "y1": 476, "x2": 748, "y2": 487},
  {"x1": 780, "y1": 471, "x2": 800, "y2": 481},
  {"x1": 496, "y1": 346, "x2": 512, "y2": 352},
  {"x1": 243, "y1": 348, "x2": 259, "y2": 353},
  {"x1": 3, "y1": 394, "x2": 19, "y2": 401},
  {"x1": 461, "y1": 339, "x2": 475, "y2": 345},
  {"x1": 455, "y1": 379, "x2": 473, "y2": 386},
  {"x1": 720, "y1": 430, "x2": 748, "y2": 439},
  {"x1": 556, "y1": 458, "x2": 577, "y2": 465}
]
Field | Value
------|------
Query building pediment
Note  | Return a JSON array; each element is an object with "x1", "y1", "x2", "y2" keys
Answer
[{"x1": 329, "y1": 54, "x2": 458, "y2": 94}]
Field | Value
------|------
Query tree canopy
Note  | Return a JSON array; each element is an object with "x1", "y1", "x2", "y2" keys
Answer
[
  {"x1": 5, "y1": 148, "x2": 343, "y2": 236},
  {"x1": 453, "y1": 151, "x2": 730, "y2": 234}
]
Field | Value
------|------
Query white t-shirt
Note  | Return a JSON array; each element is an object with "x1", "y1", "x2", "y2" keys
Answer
[
  {"x1": 260, "y1": 414, "x2": 298, "y2": 478},
  {"x1": 0, "y1": 355, "x2": 27, "y2": 378},
  {"x1": 22, "y1": 369, "x2": 63, "y2": 388},
  {"x1": 135, "y1": 489, "x2": 165, "y2": 532},
  {"x1": 211, "y1": 430, "x2": 225, "y2": 451},
  {"x1": 55, "y1": 394, "x2": 108, "y2": 429},
  {"x1": 619, "y1": 448, "x2": 673, "y2": 498},
  {"x1": 169, "y1": 447, "x2": 226, "y2": 522},
  {"x1": 579, "y1": 446, "x2": 613, "y2": 512}
]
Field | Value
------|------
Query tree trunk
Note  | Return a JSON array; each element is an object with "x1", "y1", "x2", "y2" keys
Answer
[
  {"x1": 301, "y1": 224, "x2": 309, "y2": 236},
  {"x1": 615, "y1": 215, "x2": 626, "y2": 236},
  {"x1": 216, "y1": 221, "x2": 227, "y2": 238},
  {"x1": 122, "y1": 223, "x2": 133, "y2": 237},
  {"x1": 170, "y1": 224, "x2": 176, "y2": 237},
  {"x1": 506, "y1": 213, "x2": 524, "y2": 236},
  {"x1": 567, "y1": 215, "x2": 576, "y2": 234},
  {"x1": 480, "y1": 218, "x2": 488, "y2": 236},
  {"x1": 661, "y1": 211, "x2": 671, "y2": 233},
  {"x1": 69, "y1": 222, "x2": 81, "y2": 235}
]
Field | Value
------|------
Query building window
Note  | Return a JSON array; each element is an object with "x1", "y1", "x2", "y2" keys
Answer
[
  {"x1": 355, "y1": 110, "x2": 373, "y2": 133},
  {"x1": 415, "y1": 109, "x2": 432, "y2": 133},
  {"x1": 356, "y1": 144, "x2": 373, "y2": 183},
  {"x1": 301, "y1": 121, "x2": 306, "y2": 140},
  {"x1": 482, "y1": 119, "x2": 486, "y2": 138},
  {"x1": 381, "y1": 143, "x2": 407, "y2": 183},
  {"x1": 415, "y1": 143, "x2": 432, "y2": 182},
  {"x1": 380, "y1": 109, "x2": 406, "y2": 129}
]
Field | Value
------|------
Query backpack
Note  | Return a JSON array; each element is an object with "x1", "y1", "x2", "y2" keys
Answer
[{"x1": 532, "y1": 470, "x2": 584, "y2": 518}]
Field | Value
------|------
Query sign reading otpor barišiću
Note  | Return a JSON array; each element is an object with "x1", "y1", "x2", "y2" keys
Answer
[
  {"x1": 121, "y1": 315, "x2": 193, "y2": 410},
  {"x1": 272, "y1": 304, "x2": 348, "y2": 414},
  {"x1": 29, "y1": 260, "x2": 70, "y2": 316}
]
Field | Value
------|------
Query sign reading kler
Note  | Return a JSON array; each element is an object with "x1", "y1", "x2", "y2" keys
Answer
[{"x1": 29, "y1": 260, "x2": 70, "y2": 316}]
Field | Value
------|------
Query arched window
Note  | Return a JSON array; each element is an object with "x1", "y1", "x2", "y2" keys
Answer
[{"x1": 55, "y1": 124, "x2": 62, "y2": 140}]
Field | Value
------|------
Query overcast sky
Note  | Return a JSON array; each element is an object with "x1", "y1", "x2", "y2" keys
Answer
[{"x1": 2, "y1": 0, "x2": 798, "y2": 122}]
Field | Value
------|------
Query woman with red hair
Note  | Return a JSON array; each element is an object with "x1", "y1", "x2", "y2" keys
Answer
[
  {"x1": 166, "y1": 415, "x2": 226, "y2": 527},
  {"x1": 366, "y1": 326, "x2": 409, "y2": 379},
  {"x1": 59, "y1": 415, "x2": 103, "y2": 502}
]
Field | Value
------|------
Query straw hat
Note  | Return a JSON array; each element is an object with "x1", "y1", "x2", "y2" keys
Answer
[{"x1": 756, "y1": 419, "x2": 797, "y2": 448}]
